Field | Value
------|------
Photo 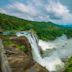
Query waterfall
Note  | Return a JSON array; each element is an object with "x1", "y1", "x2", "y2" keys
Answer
[
  {"x1": 16, "y1": 32, "x2": 45, "y2": 66},
  {"x1": 16, "y1": 31, "x2": 65, "y2": 72}
]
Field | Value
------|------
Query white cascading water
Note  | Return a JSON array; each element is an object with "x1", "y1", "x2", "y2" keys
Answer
[
  {"x1": 39, "y1": 35, "x2": 72, "y2": 59},
  {"x1": 16, "y1": 32, "x2": 45, "y2": 66},
  {"x1": 16, "y1": 32, "x2": 72, "y2": 72}
]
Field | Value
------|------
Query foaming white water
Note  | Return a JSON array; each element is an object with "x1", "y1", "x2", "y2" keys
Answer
[
  {"x1": 39, "y1": 40, "x2": 56, "y2": 51},
  {"x1": 16, "y1": 32, "x2": 72, "y2": 72},
  {"x1": 39, "y1": 35, "x2": 72, "y2": 59}
]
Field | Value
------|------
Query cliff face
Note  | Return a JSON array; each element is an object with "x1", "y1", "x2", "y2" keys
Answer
[
  {"x1": 11, "y1": 36, "x2": 32, "y2": 57},
  {"x1": 0, "y1": 46, "x2": 1, "y2": 72},
  {"x1": 2, "y1": 36, "x2": 48, "y2": 72}
]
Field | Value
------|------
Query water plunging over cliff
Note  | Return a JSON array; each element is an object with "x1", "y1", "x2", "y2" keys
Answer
[{"x1": 16, "y1": 32, "x2": 72, "y2": 72}]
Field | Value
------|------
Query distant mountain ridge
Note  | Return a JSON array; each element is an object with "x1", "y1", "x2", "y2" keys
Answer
[
  {"x1": 59, "y1": 24, "x2": 72, "y2": 28},
  {"x1": 0, "y1": 13, "x2": 72, "y2": 40}
]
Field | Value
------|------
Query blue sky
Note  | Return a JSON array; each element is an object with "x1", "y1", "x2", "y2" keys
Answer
[{"x1": 0, "y1": 0, "x2": 72, "y2": 25}]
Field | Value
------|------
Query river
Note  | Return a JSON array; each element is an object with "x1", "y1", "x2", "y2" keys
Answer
[{"x1": 16, "y1": 31, "x2": 72, "y2": 72}]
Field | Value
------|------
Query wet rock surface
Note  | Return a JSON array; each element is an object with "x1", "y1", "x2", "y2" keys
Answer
[
  {"x1": 0, "y1": 54, "x2": 1, "y2": 72},
  {"x1": 2, "y1": 37, "x2": 48, "y2": 72},
  {"x1": 5, "y1": 45, "x2": 48, "y2": 72}
]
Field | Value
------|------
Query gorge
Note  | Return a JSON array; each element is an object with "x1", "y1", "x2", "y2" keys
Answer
[{"x1": 16, "y1": 31, "x2": 72, "y2": 72}]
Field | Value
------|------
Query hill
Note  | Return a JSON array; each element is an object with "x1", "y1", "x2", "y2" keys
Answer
[
  {"x1": 0, "y1": 13, "x2": 72, "y2": 72},
  {"x1": 0, "y1": 13, "x2": 72, "y2": 40}
]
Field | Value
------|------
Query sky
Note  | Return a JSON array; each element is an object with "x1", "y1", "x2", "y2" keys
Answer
[{"x1": 0, "y1": 0, "x2": 72, "y2": 25}]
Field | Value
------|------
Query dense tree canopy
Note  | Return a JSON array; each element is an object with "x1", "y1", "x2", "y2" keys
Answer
[{"x1": 0, "y1": 13, "x2": 72, "y2": 41}]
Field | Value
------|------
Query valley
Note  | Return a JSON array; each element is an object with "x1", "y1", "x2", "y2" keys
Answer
[{"x1": 0, "y1": 13, "x2": 72, "y2": 72}]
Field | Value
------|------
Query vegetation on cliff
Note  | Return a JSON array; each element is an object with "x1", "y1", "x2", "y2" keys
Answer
[
  {"x1": 0, "y1": 13, "x2": 72, "y2": 72},
  {"x1": 0, "y1": 13, "x2": 72, "y2": 41}
]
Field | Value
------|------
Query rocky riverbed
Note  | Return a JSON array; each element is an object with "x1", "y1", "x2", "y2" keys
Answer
[{"x1": 0, "y1": 36, "x2": 48, "y2": 72}]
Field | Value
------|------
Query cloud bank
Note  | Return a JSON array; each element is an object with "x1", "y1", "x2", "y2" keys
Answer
[{"x1": 0, "y1": 0, "x2": 72, "y2": 24}]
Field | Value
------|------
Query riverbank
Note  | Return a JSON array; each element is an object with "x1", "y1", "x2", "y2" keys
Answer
[{"x1": 0, "y1": 36, "x2": 48, "y2": 72}]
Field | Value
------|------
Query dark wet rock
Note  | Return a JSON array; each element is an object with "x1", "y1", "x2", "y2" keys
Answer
[
  {"x1": 10, "y1": 36, "x2": 32, "y2": 57},
  {"x1": 2, "y1": 36, "x2": 48, "y2": 72},
  {"x1": 5, "y1": 46, "x2": 48, "y2": 72}
]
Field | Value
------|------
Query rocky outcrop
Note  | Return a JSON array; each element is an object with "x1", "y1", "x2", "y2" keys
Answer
[
  {"x1": 5, "y1": 44, "x2": 48, "y2": 72},
  {"x1": 2, "y1": 37, "x2": 48, "y2": 72},
  {"x1": 10, "y1": 36, "x2": 32, "y2": 57},
  {"x1": 0, "y1": 39, "x2": 11, "y2": 72}
]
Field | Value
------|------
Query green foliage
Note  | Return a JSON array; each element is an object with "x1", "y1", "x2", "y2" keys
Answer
[
  {"x1": 3, "y1": 39, "x2": 28, "y2": 53},
  {"x1": 17, "y1": 44, "x2": 28, "y2": 53},
  {"x1": 1, "y1": 13, "x2": 72, "y2": 72},
  {"x1": 64, "y1": 57, "x2": 72, "y2": 72},
  {"x1": 0, "y1": 13, "x2": 72, "y2": 41},
  {"x1": 3, "y1": 39, "x2": 13, "y2": 46}
]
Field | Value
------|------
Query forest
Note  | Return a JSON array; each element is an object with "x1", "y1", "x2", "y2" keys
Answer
[
  {"x1": 0, "y1": 13, "x2": 72, "y2": 72},
  {"x1": 0, "y1": 13, "x2": 72, "y2": 41}
]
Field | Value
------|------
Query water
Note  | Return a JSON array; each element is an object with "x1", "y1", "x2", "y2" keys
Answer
[
  {"x1": 16, "y1": 32, "x2": 72, "y2": 72},
  {"x1": 39, "y1": 35, "x2": 72, "y2": 59}
]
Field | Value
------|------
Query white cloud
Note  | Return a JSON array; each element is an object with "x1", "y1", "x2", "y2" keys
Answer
[
  {"x1": 0, "y1": 8, "x2": 7, "y2": 13},
  {"x1": 8, "y1": 2, "x2": 38, "y2": 16},
  {"x1": 46, "y1": 1, "x2": 70, "y2": 18},
  {"x1": 0, "y1": 0, "x2": 72, "y2": 24},
  {"x1": 45, "y1": 0, "x2": 72, "y2": 24}
]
